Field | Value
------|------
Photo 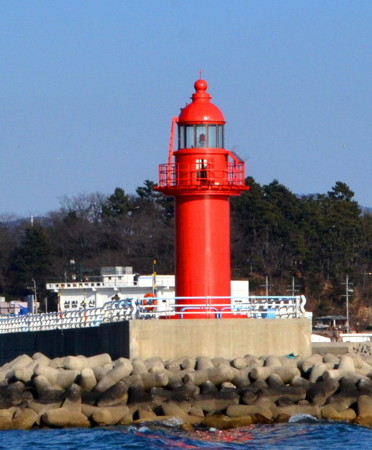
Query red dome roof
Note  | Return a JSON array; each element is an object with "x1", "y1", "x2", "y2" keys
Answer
[{"x1": 178, "y1": 79, "x2": 225, "y2": 124}]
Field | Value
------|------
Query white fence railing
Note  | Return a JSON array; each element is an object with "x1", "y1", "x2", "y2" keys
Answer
[{"x1": 0, "y1": 295, "x2": 307, "y2": 334}]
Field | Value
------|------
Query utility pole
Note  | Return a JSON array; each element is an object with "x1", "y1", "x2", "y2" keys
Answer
[
  {"x1": 341, "y1": 275, "x2": 353, "y2": 333},
  {"x1": 260, "y1": 276, "x2": 271, "y2": 297},
  {"x1": 152, "y1": 259, "x2": 157, "y2": 296},
  {"x1": 32, "y1": 279, "x2": 37, "y2": 314},
  {"x1": 27, "y1": 279, "x2": 37, "y2": 314},
  {"x1": 287, "y1": 277, "x2": 300, "y2": 296}
]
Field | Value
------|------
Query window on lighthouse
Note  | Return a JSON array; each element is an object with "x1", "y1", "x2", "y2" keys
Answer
[
  {"x1": 196, "y1": 125, "x2": 206, "y2": 147},
  {"x1": 196, "y1": 159, "x2": 208, "y2": 180},
  {"x1": 218, "y1": 125, "x2": 224, "y2": 148},
  {"x1": 208, "y1": 125, "x2": 217, "y2": 147},
  {"x1": 185, "y1": 126, "x2": 194, "y2": 148},
  {"x1": 178, "y1": 124, "x2": 224, "y2": 148}
]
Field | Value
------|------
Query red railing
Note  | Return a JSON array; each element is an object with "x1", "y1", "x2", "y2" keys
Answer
[{"x1": 158, "y1": 162, "x2": 246, "y2": 191}]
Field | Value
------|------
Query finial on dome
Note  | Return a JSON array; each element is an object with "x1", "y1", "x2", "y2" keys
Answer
[{"x1": 194, "y1": 79, "x2": 208, "y2": 92}]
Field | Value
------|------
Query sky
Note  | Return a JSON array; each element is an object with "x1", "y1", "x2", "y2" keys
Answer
[{"x1": 1, "y1": 0, "x2": 371, "y2": 217}]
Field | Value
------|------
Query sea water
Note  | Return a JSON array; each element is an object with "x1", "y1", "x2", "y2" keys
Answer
[{"x1": 0, "y1": 418, "x2": 370, "y2": 449}]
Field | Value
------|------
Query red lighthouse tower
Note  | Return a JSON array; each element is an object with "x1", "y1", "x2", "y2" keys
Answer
[{"x1": 157, "y1": 79, "x2": 248, "y2": 317}]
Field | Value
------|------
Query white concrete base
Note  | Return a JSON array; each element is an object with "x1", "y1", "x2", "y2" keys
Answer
[{"x1": 129, "y1": 318, "x2": 312, "y2": 360}]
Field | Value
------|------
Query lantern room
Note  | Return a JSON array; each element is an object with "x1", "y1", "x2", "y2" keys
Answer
[
  {"x1": 177, "y1": 79, "x2": 225, "y2": 150},
  {"x1": 158, "y1": 79, "x2": 247, "y2": 195}
]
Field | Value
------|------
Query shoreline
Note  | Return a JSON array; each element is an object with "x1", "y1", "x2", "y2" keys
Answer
[{"x1": 0, "y1": 344, "x2": 371, "y2": 430}]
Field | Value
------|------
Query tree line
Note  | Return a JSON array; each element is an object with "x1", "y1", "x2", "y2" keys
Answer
[{"x1": 0, "y1": 178, "x2": 371, "y2": 328}]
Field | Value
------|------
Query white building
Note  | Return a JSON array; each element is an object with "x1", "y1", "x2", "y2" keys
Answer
[{"x1": 46, "y1": 266, "x2": 250, "y2": 312}]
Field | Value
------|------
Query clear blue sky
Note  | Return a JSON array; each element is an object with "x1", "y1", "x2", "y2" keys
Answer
[{"x1": 1, "y1": 0, "x2": 371, "y2": 217}]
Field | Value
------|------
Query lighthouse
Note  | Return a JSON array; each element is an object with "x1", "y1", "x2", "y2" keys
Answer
[{"x1": 157, "y1": 79, "x2": 248, "y2": 317}]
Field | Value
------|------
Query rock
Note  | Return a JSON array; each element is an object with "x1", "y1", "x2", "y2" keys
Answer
[
  {"x1": 137, "y1": 404, "x2": 158, "y2": 421},
  {"x1": 0, "y1": 381, "x2": 26, "y2": 407},
  {"x1": 79, "y1": 368, "x2": 97, "y2": 391},
  {"x1": 150, "y1": 387, "x2": 173, "y2": 406},
  {"x1": 338, "y1": 355, "x2": 356, "y2": 372},
  {"x1": 27, "y1": 353, "x2": 50, "y2": 370},
  {"x1": 0, "y1": 355, "x2": 32, "y2": 382},
  {"x1": 28, "y1": 400, "x2": 62, "y2": 417},
  {"x1": 12, "y1": 408, "x2": 38, "y2": 430},
  {"x1": 86, "y1": 354, "x2": 112, "y2": 369},
  {"x1": 97, "y1": 381, "x2": 128, "y2": 407},
  {"x1": 323, "y1": 369, "x2": 363, "y2": 383},
  {"x1": 62, "y1": 384, "x2": 82, "y2": 410},
  {"x1": 92, "y1": 365, "x2": 112, "y2": 382},
  {"x1": 290, "y1": 375, "x2": 312, "y2": 390},
  {"x1": 191, "y1": 391, "x2": 239, "y2": 414},
  {"x1": 247, "y1": 379, "x2": 268, "y2": 393},
  {"x1": 140, "y1": 372, "x2": 169, "y2": 390},
  {"x1": 264, "y1": 356, "x2": 282, "y2": 367},
  {"x1": 357, "y1": 377, "x2": 372, "y2": 394},
  {"x1": 189, "y1": 405, "x2": 204, "y2": 418},
  {"x1": 241, "y1": 390, "x2": 257, "y2": 405},
  {"x1": 127, "y1": 383, "x2": 151, "y2": 404},
  {"x1": 63, "y1": 355, "x2": 112, "y2": 371},
  {"x1": 183, "y1": 366, "x2": 234, "y2": 387},
  {"x1": 14, "y1": 367, "x2": 34, "y2": 383},
  {"x1": 211, "y1": 357, "x2": 230, "y2": 367},
  {"x1": 279, "y1": 356, "x2": 299, "y2": 369},
  {"x1": 95, "y1": 361, "x2": 133, "y2": 393},
  {"x1": 171, "y1": 382, "x2": 199, "y2": 402},
  {"x1": 259, "y1": 386, "x2": 307, "y2": 403},
  {"x1": 322, "y1": 353, "x2": 340, "y2": 365},
  {"x1": 196, "y1": 356, "x2": 214, "y2": 370},
  {"x1": 308, "y1": 363, "x2": 327, "y2": 383},
  {"x1": 321, "y1": 404, "x2": 356, "y2": 422},
  {"x1": 354, "y1": 394, "x2": 372, "y2": 426},
  {"x1": 0, "y1": 409, "x2": 13, "y2": 430},
  {"x1": 244, "y1": 355, "x2": 263, "y2": 367},
  {"x1": 200, "y1": 380, "x2": 218, "y2": 394},
  {"x1": 301, "y1": 354, "x2": 323, "y2": 374},
  {"x1": 249, "y1": 366, "x2": 273, "y2": 381},
  {"x1": 220, "y1": 382, "x2": 237, "y2": 392},
  {"x1": 33, "y1": 375, "x2": 65, "y2": 403},
  {"x1": 276, "y1": 404, "x2": 321, "y2": 421},
  {"x1": 144, "y1": 357, "x2": 164, "y2": 372},
  {"x1": 231, "y1": 358, "x2": 247, "y2": 369},
  {"x1": 180, "y1": 357, "x2": 196, "y2": 370},
  {"x1": 226, "y1": 404, "x2": 273, "y2": 422},
  {"x1": 306, "y1": 379, "x2": 339, "y2": 406},
  {"x1": 42, "y1": 408, "x2": 90, "y2": 428},
  {"x1": 161, "y1": 400, "x2": 202, "y2": 425},
  {"x1": 131, "y1": 358, "x2": 148, "y2": 375},
  {"x1": 49, "y1": 357, "x2": 65, "y2": 369},
  {"x1": 164, "y1": 368, "x2": 194, "y2": 386},
  {"x1": 202, "y1": 413, "x2": 253, "y2": 429},
  {"x1": 231, "y1": 366, "x2": 251, "y2": 388},
  {"x1": 266, "y1": 373, "x2": 284, "y2": 387},
  {"x1": 250, "y1": 366, "x2": 299, "y2": 383},
  {"x1": 274, "y1": 367, "x2": 301, "y2": 384},
  {"x1": 85, "y1": 404, "x2": 130, "y2": 426},
  {"x1": 35, "y1": 366, "x2": 79, "y2": 390}
]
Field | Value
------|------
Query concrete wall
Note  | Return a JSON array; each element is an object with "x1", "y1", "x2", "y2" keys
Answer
[
  {"x1": 129, "y1": 318, "x2": 312, "y2": 360},
  {"x1": 0, "y1": 319, "x2": 311, "y2": 366},
  {"x1": 0, "y1": 323, "x2": 131, "y2": 365}
]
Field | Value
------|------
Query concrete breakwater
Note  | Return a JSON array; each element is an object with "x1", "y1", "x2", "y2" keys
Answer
[{"x1": 0, "y1": 350, "x2": 371, "y2": 430}]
